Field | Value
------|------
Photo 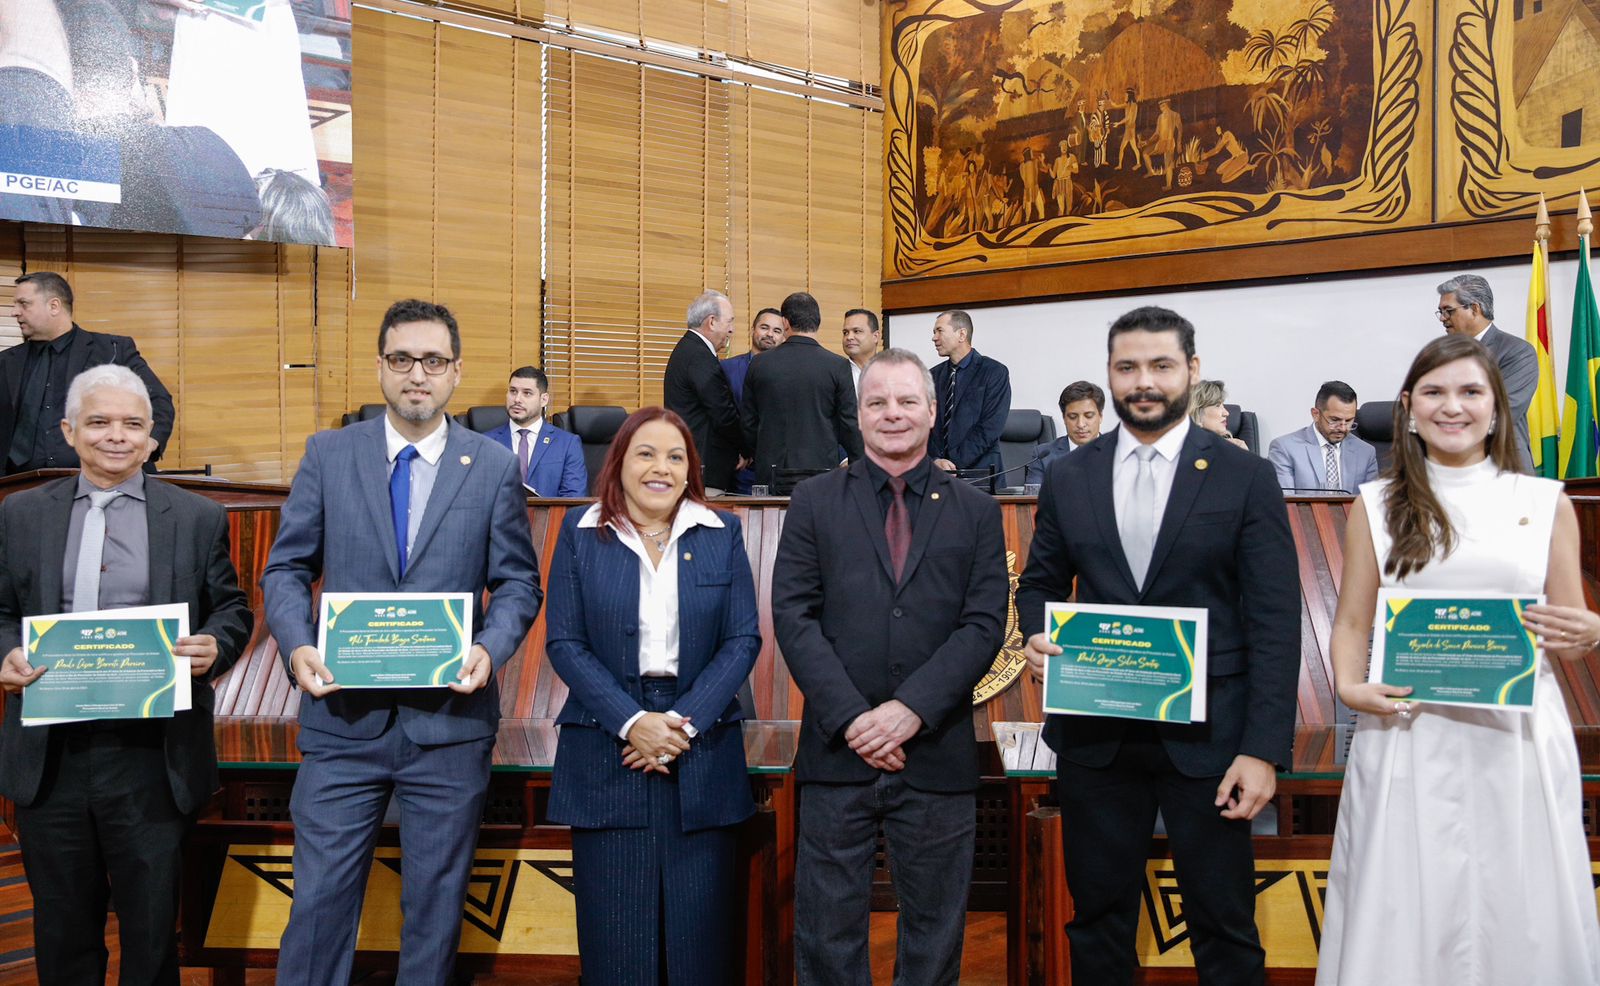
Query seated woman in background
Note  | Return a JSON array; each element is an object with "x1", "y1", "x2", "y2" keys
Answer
[
  {"x1": 1316, "y1": 334, "x2": 1600, "y2": 984},
  {"x1": 1189, "y1": 378, "x2": 1249, "y2": 450},
  {"x1": 545, "y1": 406, "x2": 761, "y2": 986}
]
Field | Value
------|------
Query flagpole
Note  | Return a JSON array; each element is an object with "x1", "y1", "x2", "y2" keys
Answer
[
  {"x1": 1526, "y1": 194, "x2": 1561, "y2": 476},
  {"x1": 1559, "y1": 189, "x2": 1599, "y2": 478}
]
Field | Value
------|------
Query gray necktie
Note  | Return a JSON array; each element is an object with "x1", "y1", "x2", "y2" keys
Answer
[
  {"x1": 1121, "y1": 445, "x2": 1158, "y2": 588},
  {"x1": 1324, "y1": 443, "x2": 1340, "y2": 491},
  {"x1": 72, "y1": 490, "x2": 121, "y2": 612}
]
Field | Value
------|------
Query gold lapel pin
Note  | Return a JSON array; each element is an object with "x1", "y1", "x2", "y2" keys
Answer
[
  {"x1": 1195, "y1": 459, "x2": 1209, "y2": 471},
  {"x1": 683, "y1": 552, "x2": 692, "y2": 561},
  {"x1": 543, "y1": 436, "x2": 550, "y2": 444},
  {"x1": 1518, "y1": 517, "x2": 1529, "y2": 526},
  {"x1": 460, "y1": 455, "x2": 471, "y2": 465},
  {"x1": 931, "y1": 492, "x2": 941, "y2": 500}
]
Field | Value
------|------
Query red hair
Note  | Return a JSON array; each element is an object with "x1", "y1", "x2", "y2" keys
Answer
[{"x1": 594, "y1": 406, "x2": 709, "y2": 536}]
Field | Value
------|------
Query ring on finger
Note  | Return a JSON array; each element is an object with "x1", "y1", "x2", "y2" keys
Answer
[{"x1": 1393, "y1": 702, "x2": 1411, "y2": 719}]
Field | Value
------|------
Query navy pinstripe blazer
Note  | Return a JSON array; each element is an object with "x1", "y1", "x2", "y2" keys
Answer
[{"x1": 545, "y1": 506, "x2": 760, "y2": 832}]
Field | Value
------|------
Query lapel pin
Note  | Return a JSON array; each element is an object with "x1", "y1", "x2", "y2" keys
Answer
[
  {"x1": 1194, "y1": 459, "x2": 1209, "y2": 471},
  {"x1": 1518, "y1": 517, "x2": 1529, "y2": 526},
  {"x1": 460, "y1": 455, "x2": 471, "y2": 465},
  {"x1": 683, "y1": 552, "x2": 692, "y2": 561},
  {"x1": 543, "y1": 435, "x2": 550, "y2": 444},
  {"x1": 931, "y1": 492, "x2": 941, "y2": 500}
]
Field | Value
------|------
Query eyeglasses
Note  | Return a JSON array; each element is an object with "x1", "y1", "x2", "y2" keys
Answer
[
  {"x1": 1435, "y1": 305, "x2": 1466, "y2": 320},
  {"x1": 383, "y1": 353, "x2": 455, "y2": 375}
]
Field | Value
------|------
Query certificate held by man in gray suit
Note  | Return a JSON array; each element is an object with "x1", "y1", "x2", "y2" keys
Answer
[{"x1": 262, "y1": 299, "x2": 541, "y2": 986}]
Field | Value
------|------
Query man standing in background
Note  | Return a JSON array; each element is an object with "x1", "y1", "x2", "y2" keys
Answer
[
  {"x1": 841, "y1": 308, "x2": 882, "y2": 391},
  {"x1": 929, "y1": 309, "x2": 1012, "y2": 485},
  {"x1": 665, "y1": 290, "x2": 742, "y2": 495},
  {"x1": 741, "y1": 291, "x2": 863, "y2": 490},
  {"x1": 3, "y1": 272, "x2": 175, "y2": 474},
  {"x1": 1436, "y1": 274, "x2": 1537, "y2": 471},
  {"x1": 722, "y1": 307, "x2": 785, "y2": 493}
]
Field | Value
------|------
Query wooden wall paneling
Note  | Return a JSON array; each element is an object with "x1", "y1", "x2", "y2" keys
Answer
[
  {"x1": 640, "y1": 69, "x2": 729, "y2": 409},
  {"x1": 277, "y1": 244, "x2": 319, "y2": 478},
  {"x1": 176, "y1": 238, "x2": 293, "y2": 482},
  {"x1": 315, "y1": 248, "x2": 354, "y2": 428},
  {"x1": 735, "y1": 87, "x2": 811, "y2": 339},
  {"x1": 0, "y1": 225, "x2": 22, "y2": 348},
  {"x1": 810, "y1": 100, "x2": 870, "y2": 339},
  {"x1": 437, "y1": 26, "x2": 518, "y2": 409},
  {"x1": 511, "y1": 41, "x2": 543, "y2": 375},
  {"x1": 350, "y1": 7, "x2": 439, "y2": 384}
]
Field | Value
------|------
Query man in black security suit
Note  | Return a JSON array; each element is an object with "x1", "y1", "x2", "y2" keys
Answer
[
  {"x1": 1017, "y1": 306, "x2": 1299, "y2": 986},
  {"x1": 3, "y1": 272, "x2": 175, "y2": 474}
]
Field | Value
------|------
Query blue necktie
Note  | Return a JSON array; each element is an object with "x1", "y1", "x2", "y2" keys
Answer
[{"x1": 391, "y1": 445, "x2": 419, "y2": 579}]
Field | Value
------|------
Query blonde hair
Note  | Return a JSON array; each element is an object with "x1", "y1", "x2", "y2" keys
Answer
[{"x1": 1188, "y1": 379, "x2": 1227, "y2": 426}]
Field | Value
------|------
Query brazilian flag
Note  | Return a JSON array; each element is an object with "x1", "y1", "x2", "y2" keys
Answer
[{"x1": 1561, "y1": 234, "x2": 1600, "y2": 479}]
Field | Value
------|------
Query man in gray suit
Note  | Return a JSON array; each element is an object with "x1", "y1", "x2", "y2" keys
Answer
[
  {"x1": 264, "y1": 299, "x2": 541, "y2": 986},
  {"x1": 0, "y1": 364, "x2": 252, "y2": 983},
  {"x1": 1267, "y1": 380, "x2": 1378, "y2": 494},
  {"x1": 1438, "y1": 274, "x2": 1537, "y2": 471}
]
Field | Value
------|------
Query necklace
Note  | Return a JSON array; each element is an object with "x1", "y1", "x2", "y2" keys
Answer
[{"x1": 637, "y1": 526, "x2": 669, "y2": 553}]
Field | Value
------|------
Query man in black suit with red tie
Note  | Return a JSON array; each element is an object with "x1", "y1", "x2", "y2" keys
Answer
[
  {"x1": 1016, "y1": 306, "x2": 1299, "y2": 986},
  {"x1": 773, "y1": 348, "x2": 1008, "y2": 985}
]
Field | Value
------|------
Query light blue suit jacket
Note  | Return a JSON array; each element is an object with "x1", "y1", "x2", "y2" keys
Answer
[
  {"x1": 1267, "y1": 424, "x2": 1378, "y2": 494},
  {"x1": 545, "y1": 508, "x2": 760, "y2": 833},
  {"x1": 484, "y1": 420, "x2": 588, "y2": 497},
  {"x1": 262, "y1": 417, "x2": 542, "y2": 745}
]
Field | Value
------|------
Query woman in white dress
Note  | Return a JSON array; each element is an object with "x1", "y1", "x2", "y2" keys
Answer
[{"x1": 1317, "y1": 334, "x2": 1600, "y2": 985}]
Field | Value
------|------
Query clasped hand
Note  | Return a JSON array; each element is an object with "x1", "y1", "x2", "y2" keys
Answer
[
  {"x1": 846, "y1": 699, "x2": 921, "y2": 772},
  {"x1": 623, "y1": 712, "x2": 692, "y2": 774}
]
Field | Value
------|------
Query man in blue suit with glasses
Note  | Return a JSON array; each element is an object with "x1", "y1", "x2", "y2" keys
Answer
[{"x1": 264, "y1": 299, "x2": 541, "y2": 986}]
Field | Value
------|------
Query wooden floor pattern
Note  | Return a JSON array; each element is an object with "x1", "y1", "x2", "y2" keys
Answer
[{"x1": 0, "y1": 820, "x2": 1006, "y2": 986}]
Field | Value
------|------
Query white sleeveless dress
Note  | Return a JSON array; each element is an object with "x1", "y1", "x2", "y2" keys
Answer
[{"x1": 1316, "y1": 459, "x2": 1600, "y2": 985}]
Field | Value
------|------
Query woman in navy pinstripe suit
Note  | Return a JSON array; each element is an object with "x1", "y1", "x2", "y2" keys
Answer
[{"x1": 546, "y1": 406, "x2": 761, "y2": 986}]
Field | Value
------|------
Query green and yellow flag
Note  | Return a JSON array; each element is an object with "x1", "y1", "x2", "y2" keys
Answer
[
  {"x1": 1560, "y1": 213, "x2": 1600, "y2": 479},
  {"x1": 1526, "y1": 223, "x2": 1561, "y2": 478}
]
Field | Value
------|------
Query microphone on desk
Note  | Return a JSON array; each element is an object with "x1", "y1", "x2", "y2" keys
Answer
[{"x1": 949, "y1": 459, "x2": 1039, "y2": 494}]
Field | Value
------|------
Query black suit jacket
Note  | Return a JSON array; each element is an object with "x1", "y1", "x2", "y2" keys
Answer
[
  {"x1": 664, "y1": 330, "x2": 742, "y2": 490},
  {"x1": 0, "y1": 325, "x2": 177, "y2": 472},
  {"x1": 1015, "y1": 426, "x2": 1300, "y2": 776},
  {"x1": 929, "y1": 350, "x2": 1011, "y2": 478},
  {"x1": 740, "y1": 335, "x2": 864, "y2": 486},
  {"x1": 772, "y1": 460, "x2": 1009, "y2": 793},
  {"x1": 0, "y1": 476, "x2": 253, "y2": 813}
]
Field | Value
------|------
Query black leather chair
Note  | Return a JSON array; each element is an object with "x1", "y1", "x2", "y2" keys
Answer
[
  {"x1": 459, "y1": 406, "x2": 509, "y2": 434},
  {"x1": 1356, "y1": 400, "x2": 1396, "y2": 472},
  {"x1": 1223, "y1": 403, "x2": 1260, "y2": 455},
  {"x1": 340, "y1": 403, "x2": 384, "y2": 427},
  {"x1": 564, "y1": 405, "x2": 629, "y2": 496},
  {"x1": 998, "y1": 409, "x2": 1056, "y2": 490}
]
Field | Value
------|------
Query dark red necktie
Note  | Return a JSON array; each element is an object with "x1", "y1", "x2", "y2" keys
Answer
[{"x1": 886, "y1": 476, "x2": 910, "y2": 581}]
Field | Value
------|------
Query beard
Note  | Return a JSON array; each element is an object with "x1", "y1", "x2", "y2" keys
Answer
[{"x1": 1112, "y1": 386, "x2": 1190, "y2": 435}]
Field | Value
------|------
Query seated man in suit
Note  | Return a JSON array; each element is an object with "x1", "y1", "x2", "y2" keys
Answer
[
  {"x1": 0, "y1": 364, "x2": 252, "y2": 983},
  {"x1": 929, "y1": 309, "x2": 1012, "y2": 483},
  {"x1": 4, "y1": 272, "x2": 176, "y2": 474},
  {"x1": 1024, "y1": 380, "x2": 1104, "y2": 487},
  {"x1": 1267, "y1": 380, "x2": 1377, "y2": 494},
  {"x1": 263, "y1": 299, "x2": 541, "y2": 986},
  {"x1": 485, "y1": 365, "x2": 587, "y2": 496}
]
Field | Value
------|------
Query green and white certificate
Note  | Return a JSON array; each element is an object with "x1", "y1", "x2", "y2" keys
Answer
[
  {"x1": 1042, "y1": 602, "x2": 1208, "y2": 722},
  {"x1": 317, "y1": 592, "x2": 474, "y2": 688},
  {"x1": 1372, "y1": 590, "x2": 1541, "y2": 710},
  {"x1": 21, "y1": 604, "x2": 192, "y2": 726}
]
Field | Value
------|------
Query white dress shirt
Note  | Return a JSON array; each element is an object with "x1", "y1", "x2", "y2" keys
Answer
[
  {"x1": 1112, "y1": 418, "x2": 1190, "y2": 541},
  {"x1": 512, "y1": 416, "x2": 544, "y2": 482},
  {"x1": 693, "y1": 328, "x2": 720, "y2": 357},
  {"x1": 383, "y1": 414, "x2": 449, "y2": 556},
  {"x1": 578, "y1": 500, "x2": 726, "y2": 740}
]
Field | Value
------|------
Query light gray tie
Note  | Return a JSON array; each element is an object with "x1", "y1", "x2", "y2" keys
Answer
[
  {"x1": 1121, "y1": 444, "x2": 1158, "y2": 588},
  {"x1": 71, "y1": 490, "x2": 121, "y2": 612},
  {"x1": 1324, "y1": 443, "x2": 1340, "y2": 491}
]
